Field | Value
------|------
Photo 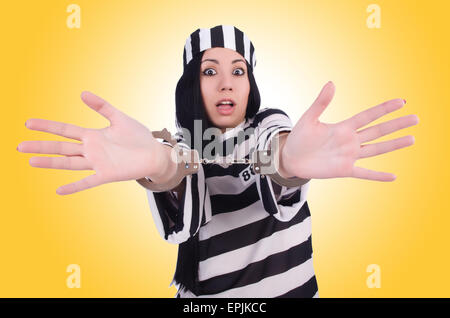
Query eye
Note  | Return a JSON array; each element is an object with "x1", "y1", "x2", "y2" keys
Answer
[
  {"x1": 202, "y1": 68, "x2": 246, "y2": 76},
  {"x1": 203, "y1": 68, "x2": 216, "y2": 76},
  {"x1": 233, "y1": 68, "x2": 245, "y2": 76}
]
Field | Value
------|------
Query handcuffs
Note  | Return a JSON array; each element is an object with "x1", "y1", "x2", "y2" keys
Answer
[{"x1": 136, "y1": 129, "x2": 310, "y2": 192}]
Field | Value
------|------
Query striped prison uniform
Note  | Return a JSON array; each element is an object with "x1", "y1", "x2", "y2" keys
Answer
[{"x1": 145, "y1": 107, "x2": 319, "y2": 298}]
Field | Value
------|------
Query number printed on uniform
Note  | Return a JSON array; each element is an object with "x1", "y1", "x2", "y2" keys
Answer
[{"x1": 240, "y1": 164, "x2": 256, "y2": 186}]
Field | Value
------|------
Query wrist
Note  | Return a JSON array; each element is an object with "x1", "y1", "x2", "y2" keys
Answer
[
  {"x1": 148, "y1": 144, "x2": 177, "y2": 183},
  {"x1": 276, "y1": 134, "x2": 296, "y2": 179}
]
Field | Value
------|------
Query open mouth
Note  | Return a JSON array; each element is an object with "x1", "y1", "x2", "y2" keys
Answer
[
  {"x1": 216, "y1": 101, "x2": 235, "y2": 115},
  {"x1": 216, "y1": 102, "x2": 235, "y2": 107}
]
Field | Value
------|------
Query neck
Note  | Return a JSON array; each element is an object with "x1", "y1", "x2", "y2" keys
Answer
[{"x1": 219, "y1": 118, "x2": 246, "y2": 134}]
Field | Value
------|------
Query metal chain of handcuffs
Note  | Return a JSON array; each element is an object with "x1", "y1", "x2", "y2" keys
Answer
[{"x1": 136, "y1": 128, "x2": 310, "y2": 192}]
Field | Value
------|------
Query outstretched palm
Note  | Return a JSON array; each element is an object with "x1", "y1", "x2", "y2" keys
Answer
[
  {"x1": 282, "y1": 81, "x2": 419, "y2": 181},
  {"x1": 18, "y1": 92, "x2": 163, "y2": 195}
]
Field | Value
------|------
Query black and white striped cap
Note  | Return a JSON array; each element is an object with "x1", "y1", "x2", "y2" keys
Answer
[{"x1": 183, "y1": 25, "x2": 257, "y2": 72}]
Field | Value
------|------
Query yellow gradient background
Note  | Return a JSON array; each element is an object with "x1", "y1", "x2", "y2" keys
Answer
[{"x1": 2, "y1": 0, "x2": 448, "y2": 297}]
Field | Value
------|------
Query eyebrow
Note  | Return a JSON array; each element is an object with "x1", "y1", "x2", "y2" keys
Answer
[{"x1": 201, "y1": 58, "x2": 246, "y2": 65}]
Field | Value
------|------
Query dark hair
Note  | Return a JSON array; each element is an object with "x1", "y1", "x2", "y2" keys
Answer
[
  {"x1": 172, "y1": 49, "x2": 261, "y2": 296},
  {"x1": 175, "y1": 50, "x2": 261, "y2": 157}
]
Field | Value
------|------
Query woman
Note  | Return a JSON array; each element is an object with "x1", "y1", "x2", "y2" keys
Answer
[{"x1": 17, "y1": 25, "x2": 419, "y2": 298}]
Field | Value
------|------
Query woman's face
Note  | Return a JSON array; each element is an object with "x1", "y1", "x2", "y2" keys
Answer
[{"x1": 200, "y1": 47, "x2": 250, "y2": 134}]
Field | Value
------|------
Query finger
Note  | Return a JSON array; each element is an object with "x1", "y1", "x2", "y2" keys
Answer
[
  {"x1": 18, "y1": 140, "x2": 83, "y2": 156},
  {"x1": 80, "y1": 91, "x2": 120, "y2": 125},
  {"x1": 358, "y1": 135, "x2": 415, "y2": 159},
  {"x1": 302, "y1": 81, "x2": 335, "y2": 122},
  {"x1": 351, "y1": 166, "x2": 396, "y2": 182},
  {"x1": 56, "y1": 174, "x2": 103, "y2": 195},
  {"x1": 25, "y1": 118, "x2": 86, "y2": 141},
  {"x1": 29, "y1": 156, "x2": 91, "y2": 170},
  {"x1": 357, "y1": 114, "x2": 419, "y2": 143},
  {"x1": 343, "y1": 98, "x2": 405, "y2": 130}
]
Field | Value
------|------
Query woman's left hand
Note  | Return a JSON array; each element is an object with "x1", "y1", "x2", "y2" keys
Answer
[{"x1": 280, "y1": 81, "x2": 419, "y2": 181}]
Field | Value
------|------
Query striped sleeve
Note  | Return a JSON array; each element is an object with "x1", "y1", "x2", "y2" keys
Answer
[
  {"x1": 144, "y1": 139, "x2": 212, "y2": 245},
  {"x1": 254, "y1": 108, "x2": 311, "y2": 222}
]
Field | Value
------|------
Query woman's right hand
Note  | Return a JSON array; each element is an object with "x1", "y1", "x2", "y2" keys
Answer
[{"x1": 18, "y1": 91, "x2": 171, "y2": 195}]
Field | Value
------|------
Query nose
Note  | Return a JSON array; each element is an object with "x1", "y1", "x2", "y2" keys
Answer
[{"x1": 219, "y1": 73, "x2": 233, "y2": 91}]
